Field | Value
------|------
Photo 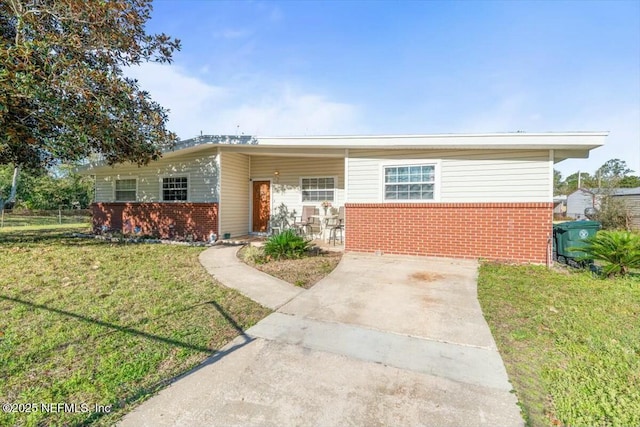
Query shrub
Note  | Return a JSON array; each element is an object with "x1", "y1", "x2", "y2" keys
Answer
[
  {"x1": 573, "y1": 230, "x2": 640, "y2": 277},
  {"x1": 594, "y1": 196, "x2": 632, "y2": 230},
  {"x1": 269, "y1": 203, "x2": 297, "y2": 231},
  {"x1": 263, "y1": 229, "x2": 311, "y2": 260},
  {"x1": 241, "y1": 245, "x2": 266, "y2": 265}
]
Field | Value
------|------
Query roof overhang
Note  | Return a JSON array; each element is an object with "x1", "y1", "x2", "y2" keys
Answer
[
  {"x1": 80, "y1": 131, "x2": 608, "y2": 173},
  {"x1": 256, "y1": 132, "x2": 607, "y2": 163}
]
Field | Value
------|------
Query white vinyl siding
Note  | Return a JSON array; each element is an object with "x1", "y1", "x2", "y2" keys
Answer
[
  {"x1": 115, "y1": 179, "x2": 137, "y2": 201},
  {"x1": 348, "y1": 149, "x2": 551, "y2": 203},
  {"x1": 92, "y1": 150, "x2": 218, "y2": 202},
  {"x1": 95, "y1": 175, "x2": 114, "y2": 201},
  {"x1": 219, "y1": 152, "x2": 250, "y2": 237},
  {"x1": 250, "y1": 156, "x2": 344, "y2": 217}
]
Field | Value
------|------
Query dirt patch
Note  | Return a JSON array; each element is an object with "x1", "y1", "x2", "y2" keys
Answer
[
  {"x1": 410, "y1": 271, "x2": 444, "y2": 282},
  {"x1": 238, "y1": 246, "x2": 343, "y2": 289}
]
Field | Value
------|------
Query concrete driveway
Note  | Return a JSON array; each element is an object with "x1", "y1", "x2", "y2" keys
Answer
[{"x1": 120, "y1": 250, "x2": 524, "y2": 427}]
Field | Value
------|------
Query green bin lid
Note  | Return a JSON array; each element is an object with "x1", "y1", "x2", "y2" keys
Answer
[{"x1": 553, "y1": 220, "x2": 601, "y2": 230}]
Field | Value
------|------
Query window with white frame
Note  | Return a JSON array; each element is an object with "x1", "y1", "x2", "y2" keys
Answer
[
  {"x1": 384, "y1": 164, "x2": 435, "y2": 200},
  {"x1": 301, "y1": 177, "x2": 335, "y2": 202},
  {"x1": 162, "y1": 176, "x2": 188, "y2": 201},
  {"x1": 115, "y1": 179, "x2": 137, "y2": 201}
]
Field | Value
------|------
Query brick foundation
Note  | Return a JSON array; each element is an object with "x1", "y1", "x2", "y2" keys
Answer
[
  {"x1": 91, "y1": 202, "x2": 218, "y2": 241},
  {"x1": 344, "y1": 203, "x2": 553, "y2": 263}
]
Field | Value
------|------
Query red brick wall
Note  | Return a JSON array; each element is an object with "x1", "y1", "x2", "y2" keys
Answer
[
  {"x1": 344, "y1": 203, "x2": 553, "y2": 263},
  {"x1": 91, "y1": 202, "x2": 218, "y2": 241}
]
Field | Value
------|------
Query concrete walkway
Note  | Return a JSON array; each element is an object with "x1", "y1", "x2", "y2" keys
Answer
[
  {"x1": 120, "y1": 247, "x2": 524, "y2": 427},
  {"x1": 198, "y1": 245, "x2": 304, "y2": 310}
]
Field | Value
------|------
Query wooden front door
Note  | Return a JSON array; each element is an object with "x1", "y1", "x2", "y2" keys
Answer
[{"x1": 252, "y1": 180, "x2": 271, "y2": 232}]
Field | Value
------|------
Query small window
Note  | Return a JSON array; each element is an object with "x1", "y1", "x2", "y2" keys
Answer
[
  {"x1": 162, "y1": 177, "x2": 188, "y2": 201},
  {"x1": 384, "y1": 165, "x2": 435, "y2": 201},
  {"x1": 301, "y1": 177, "x2": 335, "y2": 202},
  {"x1": 115, "y1": 179, "x2": 137, "y2": 201}
]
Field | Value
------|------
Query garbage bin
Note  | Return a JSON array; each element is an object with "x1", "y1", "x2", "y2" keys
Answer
[{"x1": 553, "y1": 220, "x2": 601, "y2": 264}]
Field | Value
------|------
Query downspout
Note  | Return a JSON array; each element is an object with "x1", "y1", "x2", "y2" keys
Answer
[
  {"x1": 216, "y1": 147, "x2": 221, "y2": 241},
  {"x1": 248, "y1": 155, "x2": 252, "y2": 235},
  {"x1": 548, "y1": 149, "x2": 554, "y2": 268},
  {"x1": 344, "y1": 148, "x2": 349, "y2": 249},
  {"x1": 344, "y1": 149, "x2": 349, "y2": 203}
]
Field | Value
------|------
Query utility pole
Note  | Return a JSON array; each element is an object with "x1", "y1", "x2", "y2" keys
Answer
[{"x1": 577, "y1": 170, "x2": 581, "y2": 189}]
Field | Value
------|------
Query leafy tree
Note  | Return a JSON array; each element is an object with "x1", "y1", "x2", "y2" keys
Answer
[
  {"x1": 596, "y1": 159, "x2": 633, "y2": 182},
  {"x1": 555, "y1": 159, "x2": 636, "y2": 196},
  {"x1": 553, "y1": 169, "x2": 563, "y2": 195},
  {"x1": 594, "y1": 196, "x2": 632, "y2": 231},
  {"x1": 619, "y1": 175, "x2": 640, "y2": 188},
  {"x1": 0, "y1": 0, "x2": 180, "y2": 172},
  {"x1": 0, "y1": 164, "x2": 93, "y2": 209},
  {"x1": 593, "y1": 159, "x2": 634, "y2": 189},
  {"x1": 562, "y1": 171, "x2": 595, "y2": 194}
]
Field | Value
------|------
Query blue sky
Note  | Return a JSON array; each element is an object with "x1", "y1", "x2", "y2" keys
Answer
[{"x1": 130, "y1": 0, "x2": 640, "y2": 178}]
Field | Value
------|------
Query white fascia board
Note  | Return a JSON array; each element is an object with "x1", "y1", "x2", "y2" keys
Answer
[
  {"x1": 255, "y1": 132, "x2": 608, "y2": 150},
  {"x1": 80, "y1": 131, "x2": 608, "y2": 174}
]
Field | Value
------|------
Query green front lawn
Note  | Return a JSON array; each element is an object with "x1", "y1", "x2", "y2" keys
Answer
[
  {"x1": 478, "y1": 263, "x2": 640, "y2": 426},
  {"x1": 0, "y1": 226, "x2": 270, "y2": 426}
]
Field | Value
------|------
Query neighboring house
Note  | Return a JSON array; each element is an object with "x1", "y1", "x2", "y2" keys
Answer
[
  {"x1": 567, "y1": 186, "x2": 640, "y2": 224},
  {"x1": 553, "y1": 195, "x2": 567, "y2": 216},
  {"x1": 82, "y1": 132, "x2": 606, "y2": 263},
  {"x1": 611, "y1": 187, "x2": 640, "y2": 230},
  {"x1": 566, "y1": 188, "x2": 599, "y2": 220}
]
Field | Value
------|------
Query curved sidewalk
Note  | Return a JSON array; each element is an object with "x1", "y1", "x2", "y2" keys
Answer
[{"x1": 198, "y1": 245, "x2": 304, "y2": 310}]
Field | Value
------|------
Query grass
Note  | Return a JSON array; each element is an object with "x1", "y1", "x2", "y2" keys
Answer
[
  {"x1": 0, "y1": 225, "x2": 270, "y2": 426},
  {"x1": 478, "y1": 263, "x2": 640, "y2": 426},
  {"x1": 0, "y1": 212, "x2": 90, "y2": 228},
  {"x1": 238, "y1": 245, "x2": 342, "y2": 288},
  {"x1": 0, "y1": 222, "x2": 89, "y2": 232}
]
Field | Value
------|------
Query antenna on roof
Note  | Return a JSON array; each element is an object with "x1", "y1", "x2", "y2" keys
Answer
[{"x1": 200, "y1": 130, "x2": 203, "y2": 136}]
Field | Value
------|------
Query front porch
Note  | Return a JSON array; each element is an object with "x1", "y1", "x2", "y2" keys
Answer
[{"x1": 218, "y1": 150, "x2": 346, "y2": 240}]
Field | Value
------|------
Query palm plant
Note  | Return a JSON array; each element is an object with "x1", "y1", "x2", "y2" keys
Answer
[
  {"x1": 572, "y1": 230, "x2": 640, "y2": 277},
  {"x1": 263, "y1": 229, "x2": 312, "y2": 260}
]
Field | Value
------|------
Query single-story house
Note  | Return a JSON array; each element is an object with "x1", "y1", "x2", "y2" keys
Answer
[
  {"x1": 566, "y1": 188, "x2": 600, "y2": 220},
  {"x1": 83, "y1": 132, "x2": 606, "y2": 263},
  {"x1": 611, "y1": 187, "x2": 640, "y2": 230},
  {"x1": 567, "y1": 186, "x2": 640, "y2": 223}
]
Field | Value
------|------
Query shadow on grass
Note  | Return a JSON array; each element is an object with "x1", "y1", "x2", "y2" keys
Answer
[
  {"x1": 0, "y1": 227, "x2": 96, "y2": 246},
  {"x1": 1, "y1": 295, "x2": 257, "y2": 425},
  {"x1": 1, "y1": 295, "x2": 214, "y2": 353}
]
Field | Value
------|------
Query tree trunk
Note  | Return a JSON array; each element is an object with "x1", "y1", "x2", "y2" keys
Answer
[
  {"x1": 9, "y1": 166, "x2": 19, "y2": 202},
  {"x1": 0, "y1": 166, "x2": 19, "y2": 211}
]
